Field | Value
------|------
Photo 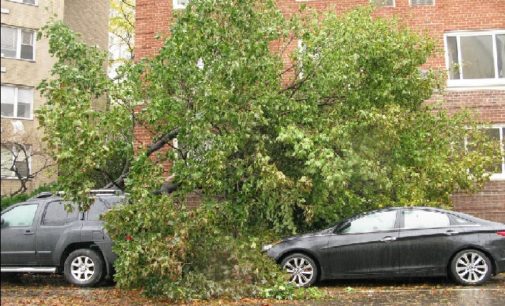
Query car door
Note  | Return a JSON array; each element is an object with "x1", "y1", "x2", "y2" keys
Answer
[
  {"x1": 396, "y1": 209, "x2": 458, "y2": 276},
  {"x1": 1, "y1": 202, "x2": 40, "y2": 266},
  {"x1": 36, "y1": 200, "x2": 81, "y2": 266},
  {"x1": 323, "y1": 209, "x2": 400, "y2": 278}
]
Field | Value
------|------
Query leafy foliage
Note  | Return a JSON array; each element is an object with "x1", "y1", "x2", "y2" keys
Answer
[
  {"x1": 0, "y1": 184, "x2": 58, "y2": 211},
  {"x1": 37, "y1": 22, "x2": 134, "y2": 209}
]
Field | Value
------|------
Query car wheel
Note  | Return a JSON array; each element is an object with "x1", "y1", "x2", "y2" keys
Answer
[
  {"x1": 450, "y1": 249, "x2": 492, "y2": 285},
  {"x1": 64, "y1": 249, "x2": 104, "y2": 287},
  {"x1": 281, "y1": 253, "x2": 318, "y2": 287}
]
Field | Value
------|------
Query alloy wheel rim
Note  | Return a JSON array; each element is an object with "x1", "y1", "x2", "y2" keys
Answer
[
  {"x1": 455, "y1": 252, "x2": 488, "y2": 283},
  {"x1": 283, "y1": 257, "x2": 314, "y2": 287},
  {"x1": 70, "y1": 255, "x2": 95, "y2": 281}
]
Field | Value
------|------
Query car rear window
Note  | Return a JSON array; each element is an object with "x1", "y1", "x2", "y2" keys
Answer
[
  {"x1": 86, "y1": 196, "x2": 123, "y2": 221},
  {"x1": 42, "y1": 201, "x2": 79, "y2": 226}
]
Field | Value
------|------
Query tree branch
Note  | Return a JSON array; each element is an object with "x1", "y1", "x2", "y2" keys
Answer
[{"x1": 146, "y1": 128, "x2": 180, "y2": 157}]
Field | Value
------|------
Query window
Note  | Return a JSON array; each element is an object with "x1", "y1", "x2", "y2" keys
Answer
[
  {"x1": 341, "y1": 210, "x2": 397, "y2": 234},
  {"x1": 410, "y1": 0, "x2": 434, "y2": 5},
  {"x1": 42, "y1": 201, "x2": 79, "y2": 226},
  {"x1": 87, "y1": 197, "x2": 123, "y2": 221},
  {"x1": 7, "y1": 0, "x2": 37, "y2": 4},
  {"x1": 1, "y1": 26, "x2": 35, "y2": 60},
  {"x1": 1, "y1": 144, "x2": 31, "y2": 178},
  {"x1": 371, "y1": 0, "x2": 395, "y2": 7},
  {"x1": 1, "y1": 85, "x2": 34, "y2": 119},
  {"x1": 1, "y1": 204, "x2": 38, "y2": 227},
  {"x1": 403, "y1": 210, "x2": 450, "y2": 229},
  {"x1": 479, "y1": 125, "x2": 505, "y2": 180},
  {"x1": 445, "y1": 30, "x2": 505, "y2": 87},
  {"x1": 173, "y1": 0, "x2": 189, "y2": 10}
]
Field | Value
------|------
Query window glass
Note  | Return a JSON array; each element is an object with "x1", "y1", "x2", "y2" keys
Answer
[
  {"x1": 371, "y1": 0, "x2": 394, "y2": 7},
  {"x1": 341, "y1": 210, "x2": 397, "y2": 234},
  {"x1": 497, "y1": 34, "x2": 504, "y2": 78},
  {"x1": 20, "y1": 30, "x2": 34, "y2": 60},
  {"x1": 1, "y1": 145, "x2": 15, "y2": 177},
  {"x1": 460, "y1": 35, "x2": 494, "y2": 79},
  {"x1": 1, "y1": 86, "x2": 15, "y2": 117},
  {"x1": 447, "y1": 36, "x2": 460, "y2": 80},
  {"x1": 87, "y1": 197, "x2": 122, "y2": 221},
  {"x1": 453, "y1": 216, "x2": 475, "y2": 225},
  {"x1": 1, "y1": 26, "x2": 17, "y2": 58},
  {"x1": 2, "y1": 204, "x2": 38, "y2": 227},
  {"x1": 17, "y1": 88, "x2": 33, "y2": 118},
  {"x1": 403, "y1": 210, "x2": 450, "y2": 229},
  {"x1": 411, "y1": 0, "x2": 434, "y2": 5},
  {"x1": 483, "y1": 128, "x2": 502, "y2": 173},
  {"x1": 42, "y1": 201, "x2": 79, "y2": 226}
]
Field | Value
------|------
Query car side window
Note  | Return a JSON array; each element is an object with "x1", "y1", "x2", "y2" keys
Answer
[
  {"x1": 42, "y1": 201, "x2": 79, "y2": 226},
  {"x1": 403, "y1": 210, "x2": 450, "y2": 229},
  {"x1": 341, "y1": 210, "x2": 397, "y2": 234},
  {"x1": 1, "y1": 204, "x2": 38, "y2": 227}
]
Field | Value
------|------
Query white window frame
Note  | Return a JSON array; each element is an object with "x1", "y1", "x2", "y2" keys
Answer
[
  {"x1": 173, "y1": 0, "x2": 189, "y2": 10},
  {"x1": 409, "y1": 0, "x2": 435, "y2": 6},
  {"x1": 1, "y1": 84, "x2": 34, "y2": 120},
  {"x1": 464, "y1": 124, "x2": 505, "y2": 181},
  {"x1": 370, "y1": 0, "x2": 396, "y2": 7},
  {"x1": 444, "y1": 30, "x2": 505, "y2": 88},
  {"x1": 1, "y1": 26, "x2": 36, "y2": 61},
  {"x1": 6, "y1": 0, "x2": 38, "y2": 6},
  {"x1": 1, "y1": 143, "x2": 32, "y2": 179}
]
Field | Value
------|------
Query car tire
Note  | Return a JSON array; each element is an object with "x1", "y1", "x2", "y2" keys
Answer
[
  {"x1": 281, "y1": 253, "x2": 318, "y2": 287},
  {"x1": 450, "y1": 249, "x2": 492, "y2": 286},
  {"x1": 64, "y1": 248, "x2": 104, "y2": 287}
]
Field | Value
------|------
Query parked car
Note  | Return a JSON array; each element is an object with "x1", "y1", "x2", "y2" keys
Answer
[
  {"x1": 263, "y1": 207, "x2": 505, "y2": 287},
  {"x1": 1, "y1": 190, "x2": 125, "y2": 287}
]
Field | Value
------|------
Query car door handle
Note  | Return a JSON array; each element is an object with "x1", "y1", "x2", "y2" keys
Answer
[
  {"x1": 24, "y1": 230, "x2": 34, "y2": 235},
  {"x1": 380, "y1": 236, "x2": 396, "y2": 242},
  {"x1": 445, "y1": 230, "x2": 459, "y2": 236}
]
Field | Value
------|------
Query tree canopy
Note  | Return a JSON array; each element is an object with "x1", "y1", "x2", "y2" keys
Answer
[{"x1": 37, "y1": 0, "x2": 500, "y2": 300}]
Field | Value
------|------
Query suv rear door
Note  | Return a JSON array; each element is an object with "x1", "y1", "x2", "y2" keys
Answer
[
  {"x1": 35, "y1": 200, "x2": 82, "y2": 266},
  {"x1": 1, "y1": 202, "x2": 40, "y2": 266}
]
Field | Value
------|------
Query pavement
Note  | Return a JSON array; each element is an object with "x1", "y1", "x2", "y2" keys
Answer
[{"x1": 1, "y1": 273, "x2": 504, "y2": 305}]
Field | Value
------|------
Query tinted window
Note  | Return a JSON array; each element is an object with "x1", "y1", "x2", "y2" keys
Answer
[
  {"x1": 403, "y1": 210, "x2": 450, "y2": 229},
  {"x1": 42, "y1": 201, "x2": 79, "y2": 226},
  {"x1": 2, "y1": 204, "x2": 38, "y2": 227},
  {"x1": 452, "y1": 216, "x2": 475, "y2": 225},
  {"x1": 87, "y1": 197, "x2": 122, "y2": 221},
  {"x1": 341, "y1": 210, "x2": 397, "y2": 234}
]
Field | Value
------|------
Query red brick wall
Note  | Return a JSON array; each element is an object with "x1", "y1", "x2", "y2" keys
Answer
[{"x1": 134, "y1": 0, "x2": 505, "y2": 221}]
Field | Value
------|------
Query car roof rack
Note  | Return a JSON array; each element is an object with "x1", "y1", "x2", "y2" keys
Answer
[{"x1": 31, "y1": 189, "x2": 122, "y2": 199}]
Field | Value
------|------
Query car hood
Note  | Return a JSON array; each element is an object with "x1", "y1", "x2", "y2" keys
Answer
[{"x1": 282, "y1": 228, "x2": 333, "y2": 242}]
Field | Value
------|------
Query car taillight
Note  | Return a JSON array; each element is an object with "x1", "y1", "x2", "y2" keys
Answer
[
  {"x1": 125, "y1": 234, "x2": 133, "y2": 241},
  {"x1": 497, "y1": 231, "x2": 505, "y2": 237}
]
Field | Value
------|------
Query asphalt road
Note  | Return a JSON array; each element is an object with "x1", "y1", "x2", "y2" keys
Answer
[{"x1": 1, "y1": 273, "x2": 504, "y2": 305}]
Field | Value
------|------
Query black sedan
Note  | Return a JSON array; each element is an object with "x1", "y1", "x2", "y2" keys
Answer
[{"x1": 263, "y1": 207, "x2": 505, "y2": 287}]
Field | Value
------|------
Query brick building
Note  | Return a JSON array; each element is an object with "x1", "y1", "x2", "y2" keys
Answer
[
  {"x1": 134, "y1": 0, "x2": 505, "y2": 221},
  {"x1": 0, "y1": 0, "x2": 109, "y2": 195}
]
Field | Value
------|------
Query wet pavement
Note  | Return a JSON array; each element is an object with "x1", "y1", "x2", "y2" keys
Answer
[{"x1": 1, "y1": 273, "x2": 504, "y2": 305}]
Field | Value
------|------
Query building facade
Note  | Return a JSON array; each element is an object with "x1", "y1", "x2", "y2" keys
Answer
[
  {"x1": 0, "y1": 0, "x2": 109, "y2": 196},
  {"x1": 134, "y1": 0, "x2": 505, "y2": 221}
]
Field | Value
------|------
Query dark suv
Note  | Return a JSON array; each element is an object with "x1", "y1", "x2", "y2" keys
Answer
[{"x1": 1, "y1": 190, "x2": 125, "y2": 287}]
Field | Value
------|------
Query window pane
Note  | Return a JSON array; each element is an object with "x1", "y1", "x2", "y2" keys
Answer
[
  {"x1": 1, "y1": 86, "x2": 15, "y2": 104},
  {"x1": 1, "y1": 146, "x2": 15, "y2": 177},
  {"x1": 1, "y1": 104, "x2": 14, "y2": 117},
  {"x1": 403, "y1": 210, "x2": 450, "y2": 229},
  {"x1": 446, "y1": 36, "x2": 460, "y2": 80},
  {"x1": 2, "y1": 204, "x2": 38, "y2": 227},
  {"x1": 14, "y1": 160, "x2": 29, "y2": 177},
  {"x1": 1, "y1": 27, "x2": 17, "y2": 58},
  {"x1": 21, "y1": 30, "x2": 33, "y2": 45},
  {"x1": 42, "y1": 202, "x2": 78, "y2": 226},
  {"x1": 23, "y1": 0, "x2": 36, "y2": 4},
  {"x1": 17, "y1": 103, "x2": 31, "y2": 118},
  {"x1": 371, "y1": 0, "x2": 394, "y2": 6},
  {"x1": 497, "y1": 34, "x2": 504, "y2": 79},
  {"x1": 87, "y1": 197, "x2": 122, "y2": 221},
  {"x1": 483, "y1": 128, "x2": 502, "y2": 173},
  {"x1": 20, "y1": 45, "x2": 33, "y2": 60},
  {"x1": 343, "y1": 210, "x2": 397, "y2": 234},
  {"x1": 411, "y1": 0, "x2": 434, "y2": 5},
  {"x1": 460, "y1": 35, "x2": 495, "y2": 79}
]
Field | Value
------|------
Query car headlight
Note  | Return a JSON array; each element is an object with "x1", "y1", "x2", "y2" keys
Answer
[{"x1": 261, "y1": 244, "x2": 273, "y2": 252}]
